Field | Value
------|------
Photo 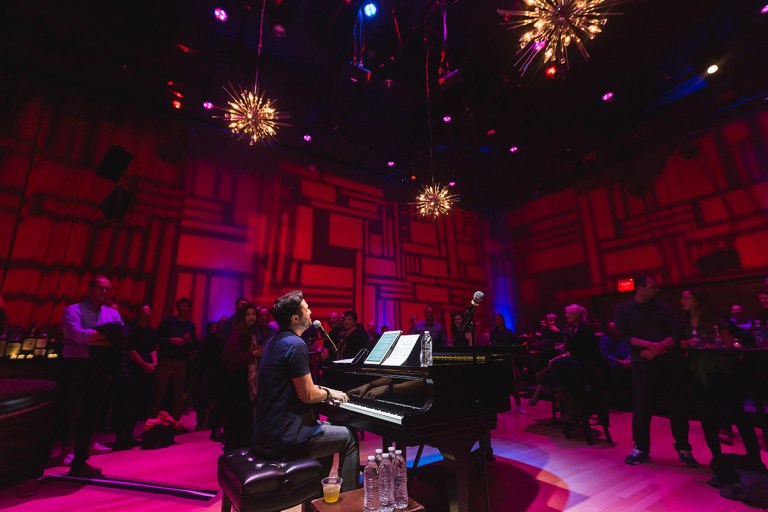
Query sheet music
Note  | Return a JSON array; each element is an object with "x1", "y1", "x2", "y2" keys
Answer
[
  {"x1": 381, "y1": 334, "x2": 420, "y2": 366},
  {"x1": 364, "y1": 330, "x2": 402, "y2": 364}
]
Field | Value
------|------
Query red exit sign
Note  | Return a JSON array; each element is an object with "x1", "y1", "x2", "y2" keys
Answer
[{"x1": 617, "y1": 278, "x2": 635, "y2": 292}]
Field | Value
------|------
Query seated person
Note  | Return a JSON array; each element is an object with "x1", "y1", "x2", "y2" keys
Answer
[{"x1": 253, "y1": 291, "x2": 359, "y2": 493}]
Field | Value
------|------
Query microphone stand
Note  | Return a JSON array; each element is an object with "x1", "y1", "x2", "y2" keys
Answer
[{"x1": 469, "y1": 318, "x2": 478, "y2": 365}]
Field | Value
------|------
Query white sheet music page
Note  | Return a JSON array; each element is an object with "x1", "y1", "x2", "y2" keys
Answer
[{"x1": 381, "y1": 334, "x2": 420, "y2": 366}]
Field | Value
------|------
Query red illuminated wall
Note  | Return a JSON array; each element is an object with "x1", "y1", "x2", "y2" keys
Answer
[
  {"x1": 0, "y1": 77, "x2": 490, "y2": 332},
  {"x1": 490, "y1": 110, "x2": 768, "y2": 325}
]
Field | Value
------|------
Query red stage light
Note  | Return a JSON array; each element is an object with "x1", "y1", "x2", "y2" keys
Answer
[
  {"x1": 172, "y1": 100, "x2": 182, "y2": 109},
  {"x1": 545, "y1": 65, "x2": 557, "y2": 78},
  {"x1": 410, "y1": 175, "x2": 416, "y2": 181}
]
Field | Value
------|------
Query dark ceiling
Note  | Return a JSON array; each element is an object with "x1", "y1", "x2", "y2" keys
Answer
[{"x1": 2, "y1": 0, "x2": 767, "y2": 211}]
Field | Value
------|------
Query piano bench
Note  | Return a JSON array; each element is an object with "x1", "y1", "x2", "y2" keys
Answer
[{"x1": 217, "y1": 448, "x2": 324, "y2": 512}]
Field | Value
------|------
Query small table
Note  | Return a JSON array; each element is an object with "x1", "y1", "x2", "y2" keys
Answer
[{"x1": 310, "y1": 488, "x2": 425, "y2": 512}]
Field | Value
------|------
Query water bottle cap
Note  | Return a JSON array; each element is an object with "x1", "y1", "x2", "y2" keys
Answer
[
  {"x1": 395, "y1": 449, "x2": 402, "y2": 455},
  {"x1": 375, "y1": 449, "x2": 383, "y2": 454},
  {"x1": 368, "y1": 455, "x2": 376, "y2": 461},
  {"x1": 424, "y1": 330, "x2": 430, "y2": 334},
  {"x1": 388, "y1": 447, "x2": 395, "y2": 452}
]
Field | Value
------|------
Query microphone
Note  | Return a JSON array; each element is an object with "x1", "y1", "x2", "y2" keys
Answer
[
  {"x1": 313, "y1": 320, "x2": 338, "y2": 353},
  {"x1": 459, "y1": 291, "x2": 484, "y2": 335}
]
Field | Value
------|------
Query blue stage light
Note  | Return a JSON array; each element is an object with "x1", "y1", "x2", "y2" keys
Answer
[{"x1": 363, "y1": 2, "x2": 377, "y2": 17}]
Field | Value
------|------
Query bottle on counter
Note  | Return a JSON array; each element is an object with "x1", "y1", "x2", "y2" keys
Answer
[
  {"x1": 420, "y1": 330, "x2": 433, "y2": 367},
  {"x1": 363, "y1": 455, "x2": 380, "y2": 512},
  {"x1": 379, "y1": 452, "x2": 395, "y2": 512},
  {"x1": 393, "y1": 449, "x2": 409, "y2": 509}
]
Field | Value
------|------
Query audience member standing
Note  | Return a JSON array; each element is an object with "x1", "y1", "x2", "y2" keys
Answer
[
  {"x1": 615, "y1": 275, "x2": 699, "y2": 467},
  {"x1": 116, "y1": 304, "x2": 157, "y2": 449},
  {"x1": 203, "y1": 317, "x2": 228, "y2": 442},
  {"x1": 59, "y1": 275, "x2": 122, "y2": 477},
  {"x1": 414, "y1": 305, "x2": 447, "y2": 349},
  {"x1": 221, "y1": 304, "x2": 261, "y2": 450},
  {"x1": 489, "y1": 314, "x2": 516, "y2": 345},
  {"x1": 152, "y1": 297, "x2": 196, "y2": 428},
  {"x1": 338, "y1": 310, "x2": 368, "y2": 360}
]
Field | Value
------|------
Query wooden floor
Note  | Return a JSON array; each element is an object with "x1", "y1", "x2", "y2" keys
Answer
[{"x1": 0, "y1": 403, "x2": 764, "y2": 512}]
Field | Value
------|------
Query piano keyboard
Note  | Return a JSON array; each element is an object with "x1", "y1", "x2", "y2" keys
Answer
[{"x1": 337, "y1": 396, "x2": 421, "y2": 425}]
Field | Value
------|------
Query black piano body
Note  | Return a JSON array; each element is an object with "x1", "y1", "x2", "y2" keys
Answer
[{"x1": 316, "y1": 360, "x2": 511, "y2": 512}]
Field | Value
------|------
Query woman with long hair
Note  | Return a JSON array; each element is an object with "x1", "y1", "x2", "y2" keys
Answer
[{"x1": 221, "y1": 303, "x2": 261, "y2": 450}]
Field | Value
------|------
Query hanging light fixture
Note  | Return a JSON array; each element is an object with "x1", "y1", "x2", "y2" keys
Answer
[
  {"x1": 411, "y1": 3, "x2": 458, "y2": 219},
  {"x1": 498, "y1": 0, "x2": 624, "y2": 76},
  {"x1": 215, "y1": 0, "x2": 289, "y2": 144}
]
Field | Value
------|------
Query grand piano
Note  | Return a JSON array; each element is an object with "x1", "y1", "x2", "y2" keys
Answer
[{"x1": 315, "y1": 355, "x2": 512, "y2": 512}]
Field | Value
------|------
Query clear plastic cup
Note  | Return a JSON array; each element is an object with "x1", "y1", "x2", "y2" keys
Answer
[{"x1": 321, "y1": 476, "x2": 342, "y2": 503}]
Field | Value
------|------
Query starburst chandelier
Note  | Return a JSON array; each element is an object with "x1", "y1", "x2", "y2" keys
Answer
[
  {"x1": 498, "y1": 0, "x2": 623, "y2": 76},
  {"x1": 411, "y1": 2, "x2": 459, "y2": 219},
  {"x1": 215, "y1": 0, "x2": 289, "y2": 144},
  {"x1": 220, "y1": 83, "x2": 289, "y2": 145}
]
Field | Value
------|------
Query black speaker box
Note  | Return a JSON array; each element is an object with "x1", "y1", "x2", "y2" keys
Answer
[
  {"x1": 96, "y1": 145, "x2": 132, "y2": 182},
  {"x1": 99, "y1": 185, "x2": 136, "y2": 222}
]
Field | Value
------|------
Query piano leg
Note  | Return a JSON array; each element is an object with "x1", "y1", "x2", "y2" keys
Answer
[{"x1": 438, "y1": 437, "x2": 490, "y2": 512}]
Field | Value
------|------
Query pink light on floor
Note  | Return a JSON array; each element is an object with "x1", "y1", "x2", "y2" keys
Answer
[{"x1": 214, "y1": 8, "x2": 228, "y2": 22}]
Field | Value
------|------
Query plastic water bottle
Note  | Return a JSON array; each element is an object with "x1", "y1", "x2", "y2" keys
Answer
[
  {"x1": 363, "y1": 456, "x2": 380, "y2": 512},
  {"x1": 421, "y1": 330, "x2": 433, "y2": 367},
  {"x1": 374, "y1": 448, "x2": 383, "y2": 465},
  {"x1": 393, "y1": 449, "x2": 409, "y2": 509},
  {"x1": 379, "y1": 453, "x2": 395, "y2": 512}
]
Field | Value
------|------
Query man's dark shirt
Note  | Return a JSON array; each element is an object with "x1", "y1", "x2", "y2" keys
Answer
[
  {"x1": 489, "y1": 327, "x2": 516, "y2": 346},
  {"x1": 254, "y1": 330, "x2": 321, "y2": 448},
  {"x1": 156, "y1": 316, "x2": 196, "y2": 361},
  {"x1": 339, "y1": 325, "x2": 368, "y2": 360},
  {"x1": 614, "y1": 298, "x2": 679, "y2": 363},
  {"x1": 126, "y1": 323, "x2": 158, "y2": 363}
]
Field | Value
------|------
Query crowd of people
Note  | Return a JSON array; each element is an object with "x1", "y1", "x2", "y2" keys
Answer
[{"x1": 52, "y1": 274, "x2": 768, "y2": 494}]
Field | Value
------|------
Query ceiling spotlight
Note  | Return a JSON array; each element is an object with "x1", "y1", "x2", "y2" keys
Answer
[
  {"x1": 203, "y1": 101, "x2": 214, "y2": 110},
  {"x1": 303, "y1": 134, "x2": 312, "y2": 142},
  {"x1": 214, "y1": 8, "x2": 228, "y2": 22},
  {"x1": 172, "y1": 100, "x2": 182, "y2": 109},
  {"x1": 486, "y1": 129, "x2": 496, "y2": 136},
  {"x1": 387, "y1": 161, "x2": 395, "y2": 167},
  {"x1": 363, "y1": 2, "x2": 377, "y2": 17},
  {"x1": 442, "y1": 116, "x2": 452, "y2": 123},
  {"x1": 273, "y1": 24, "x2": 286, "y2": 37},
  {"x1": 410, "y1": 175, "x2": 417, "y2": 181},
  {"x1": 762, "y1": 3, "x2": 768, "y2": 14},
  {"x1": 449, "y1": 181, "x2": 456, "y2": 187},
  {"x1": 509, "y1": 146, "x2": 519, "y2": 153},
  {"x1": 601, "y1": 91, "x2": 614, "y2": 102},
  {"x1": 706, "y1": 64, "x2": 719, "y2": 74}
]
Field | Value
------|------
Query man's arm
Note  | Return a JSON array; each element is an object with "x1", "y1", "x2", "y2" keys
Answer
[
  {"x1": 61, "y1": 306, "x2": 108, "y2": 347},
  {"x1": 292, "y1": 374, "x2": 349, "y2": 404}
]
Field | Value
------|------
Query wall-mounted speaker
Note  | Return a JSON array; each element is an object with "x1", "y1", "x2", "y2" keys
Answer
[
  {"x1": 95, "y1": 145, "x2": 133, "y2": 182},
  {"x1": 99, "y1": 185, "x2": 135, "y2": 222}
]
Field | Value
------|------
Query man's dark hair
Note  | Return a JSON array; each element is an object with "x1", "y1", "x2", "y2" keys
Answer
[
  {"x1": 272, "y1": 290, "x2": 304, "y2": 331},
  {"x1": 176, "y1": 297, "x2": 192, "y2": 309},
  {"x1": 88, "y1": 274, "x2": 110, "y2": 288},
  {"x1": 634, "y1": 275, "x2": 655, "y2": 289},
  {"x1": 424, "y1": 304, "x2": 435, "y2": 313},
  {"x1": 235, "y1": 296, "x2": 249, "y2": 307},
  {"x1": 343, "y1": 310, "x2": 358, "y2": 322}
]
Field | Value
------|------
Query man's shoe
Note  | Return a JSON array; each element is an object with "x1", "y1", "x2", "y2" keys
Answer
[
  {"x1": 625, "y1": 446, "x2": 650, "y2": 465},
  {"x1": 68, "y1": 462, "x2": 103, "y2": 478},
  {"x1": 677, "y1": 449, "x2": 700, "y2": 468},
  {"x1": 91, "y1": 442, "x2": 111, "y2": 454}
]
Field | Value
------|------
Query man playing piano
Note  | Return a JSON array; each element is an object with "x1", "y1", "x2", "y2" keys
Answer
[{"x1": 253, "y1": 290, "x2": 359, "y2": 494}]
